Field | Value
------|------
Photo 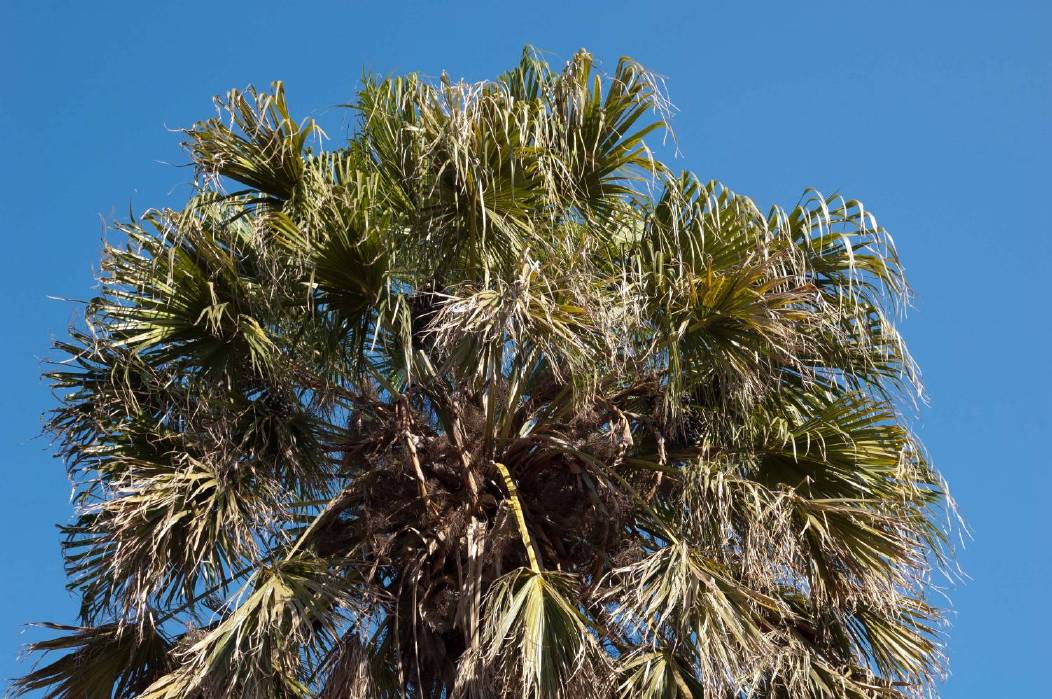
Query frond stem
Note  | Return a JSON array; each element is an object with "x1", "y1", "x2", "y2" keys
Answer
[{"x1": 494, "y1": 461, "x2": 542, "y2": 572}]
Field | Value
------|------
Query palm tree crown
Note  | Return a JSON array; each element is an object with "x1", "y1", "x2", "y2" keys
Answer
[{"x1": 17, "y1": 47, "x2": 955, "y2": 698}]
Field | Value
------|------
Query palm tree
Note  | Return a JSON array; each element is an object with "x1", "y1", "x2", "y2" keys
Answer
[{"x1": 16, "y1": 47, "x2": 956, "y2": 699}]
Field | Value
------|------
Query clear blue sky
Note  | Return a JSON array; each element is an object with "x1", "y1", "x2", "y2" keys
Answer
[{"x1": 1, "y1": 1, "x2": 1048, "y2": 695}]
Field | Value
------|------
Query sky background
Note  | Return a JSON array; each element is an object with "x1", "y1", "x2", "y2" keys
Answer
[{"x1": 1, "y1": 1, "x2": 1048, "y2": 695}]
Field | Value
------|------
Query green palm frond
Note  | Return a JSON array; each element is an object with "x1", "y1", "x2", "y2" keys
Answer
[
  {"x1": 11, "y1": 621, "x2": 173, "y2": 699},
  {"x1": 62, "y1": 451, "x2": 266, "y2": 622},
  {"x1": 616, "y1": 649, "x2": 705, "y2": 699},
  {"x1": 483, "y1": 568, "x2": 606, "y2": 699},
  {"x1": 140, "y1": 556, "x2": 356, "y2": 698},
  {"x1": 98, "y1": 203, "x2": 280, "y2": 377},
  {"x1": 186, "y1": 82, "x2": 316, "y2": 202}
]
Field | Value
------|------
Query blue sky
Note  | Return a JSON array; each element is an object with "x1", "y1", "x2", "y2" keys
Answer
[{"x1": 1, "y1": 1, "x2": 1048, "y2": 695}]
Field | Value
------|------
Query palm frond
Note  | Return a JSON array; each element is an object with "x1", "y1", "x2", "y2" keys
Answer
[
  {"x1": 483, "y1": 568, "x2": 607, "y2": 699},
  {"x1": 12, "y1": 621, "x2": 173, "y2": 699}
]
